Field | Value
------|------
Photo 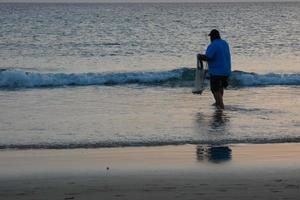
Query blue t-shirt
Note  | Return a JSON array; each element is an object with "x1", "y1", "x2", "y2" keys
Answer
[{"x1": 205, "y1": 39, "x2": 231, "y2": 76}]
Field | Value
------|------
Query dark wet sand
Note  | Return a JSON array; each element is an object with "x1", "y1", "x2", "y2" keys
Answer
[{"x1": 0, "y1": 143, "x2": 300, "y2": 200}]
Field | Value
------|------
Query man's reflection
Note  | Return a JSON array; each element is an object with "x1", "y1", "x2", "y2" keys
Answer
[
  {"x1": 196, "y1": 145, "x2": 232, "y2": 163},
  {"x1": 209, "y1": 109, "x2": 230, "y2": 132},
  {"x1": 194, "y1": 109, "x2": 232, "y2": 163},
  {"x1": 194, "y1": 109, "x2": 230, "y2": 134}
]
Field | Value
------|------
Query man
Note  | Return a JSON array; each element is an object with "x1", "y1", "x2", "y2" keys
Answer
[{"x1": 198, "y1": 29, "x2": 231, "y2": 109}]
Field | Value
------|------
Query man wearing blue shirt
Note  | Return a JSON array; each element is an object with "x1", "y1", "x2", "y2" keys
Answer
[{"x1": 198, "y1": 29, "x2": 231, "y2": 109}]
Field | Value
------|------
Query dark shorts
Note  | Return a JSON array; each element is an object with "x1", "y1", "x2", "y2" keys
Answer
[{"x1": 210, "y1": 76, "x2": 229, "y2": 92}]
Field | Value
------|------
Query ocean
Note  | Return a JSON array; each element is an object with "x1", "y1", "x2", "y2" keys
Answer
[{"x1": 0, "y1": 2, "x2": 299, "y2": 149}]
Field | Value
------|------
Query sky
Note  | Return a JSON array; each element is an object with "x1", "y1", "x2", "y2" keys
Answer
[{"x1": 0, "y1": 0, "x2": 298, "y2": 3}]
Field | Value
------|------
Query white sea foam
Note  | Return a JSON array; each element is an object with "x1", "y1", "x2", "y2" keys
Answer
[
  {"x1": 230, "y1": 71, "x2": 300, "y2": 87},
  {"x1": 1, "y1": 137, "x2": 300, "y2": 150},
  {"x1": 0, "y1": 69, "x2": 185, "y2": 88},
  {"x1": 0, "y1": 69, "x2": 300, "y2": 89}
]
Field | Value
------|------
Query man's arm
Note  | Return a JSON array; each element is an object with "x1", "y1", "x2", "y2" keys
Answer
[{"x1": 197, "y1": 54, "x2": 209, "y2": 61}]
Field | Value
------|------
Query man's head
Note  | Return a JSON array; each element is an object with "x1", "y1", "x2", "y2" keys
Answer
[{"x1": 208, "y1": 29, "x2": 221, "y2": 42}]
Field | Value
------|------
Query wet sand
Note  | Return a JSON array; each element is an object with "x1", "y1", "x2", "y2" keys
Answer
[{"x1": 0, "y1": 143, "x2": 300, "y2": 200}]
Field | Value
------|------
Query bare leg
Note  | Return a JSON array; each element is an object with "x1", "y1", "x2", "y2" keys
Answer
[
  {"x1": 220, "y1": 88, "x2": 224, "y2": 97},
  {"x1": 213, "y1": 91, "x2": 224, "y2": 109}
]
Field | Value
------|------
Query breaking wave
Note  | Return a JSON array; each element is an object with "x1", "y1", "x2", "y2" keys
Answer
[{"x1": 0, "y1": 68, "x2": 300, "y2": 89}]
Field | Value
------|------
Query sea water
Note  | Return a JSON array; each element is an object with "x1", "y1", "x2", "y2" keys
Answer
[{"x1": 0, "y1": 2, "x2": 299, "y2": 149}]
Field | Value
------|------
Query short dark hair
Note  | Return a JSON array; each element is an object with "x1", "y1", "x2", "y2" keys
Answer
[{"x1": 208, "y1": 29, "x2": 221, "y2": 39}]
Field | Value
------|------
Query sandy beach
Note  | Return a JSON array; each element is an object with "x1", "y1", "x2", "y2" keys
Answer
[{"x1": 0, "y1": 143, "x2": 300, "y2": 200}]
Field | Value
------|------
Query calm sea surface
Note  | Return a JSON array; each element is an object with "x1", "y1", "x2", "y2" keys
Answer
[{"x1": 0, "y1": 2, "x2": 299, "y2": 149}]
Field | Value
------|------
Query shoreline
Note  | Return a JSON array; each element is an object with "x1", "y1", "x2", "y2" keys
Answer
[{"x1": 1, "y1": 143, "x2": 300, "y2": 199}]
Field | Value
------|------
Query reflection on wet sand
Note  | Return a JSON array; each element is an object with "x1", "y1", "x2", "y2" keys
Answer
[
  {"x1": 196, "y1": 145, "x2": 232, "y2": 163},
  {"x1": 195, "y1": 109, "x2": 232, "y2": 163}
]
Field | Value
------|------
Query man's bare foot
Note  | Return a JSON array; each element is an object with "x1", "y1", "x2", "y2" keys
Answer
[{"x1": 216, "y1": 104, "x2": 224, "y2": 109}]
